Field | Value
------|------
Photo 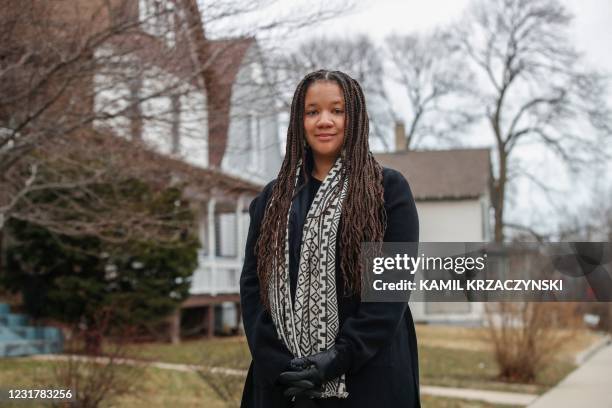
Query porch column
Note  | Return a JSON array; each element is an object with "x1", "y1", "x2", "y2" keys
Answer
[
  {"x1": 235, "y1": 301, "x2": 242, "y2": 333},
  {"x1": 198, "y1": 202, "x2": 208, "y2": 250},
  {"x1": 235, "y1": 196, "x2": 246, "y2": 333},
  {"x1": 235, "y1": 194, "x2": 246, "y2": 260},
  {"x1": 207, "y1": 198, "x2": 216, "y2": 294},
  {"x1": 206, "y1": 305, "x2": 215, "y2": 338},
  {"x1": 169, "y1": 309, "x2": 181, "y2": 344}
]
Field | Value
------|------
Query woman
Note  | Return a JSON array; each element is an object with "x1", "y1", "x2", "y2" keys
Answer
[{"x1": 240, "y1": 70, "x2": 420, "y2": 407}]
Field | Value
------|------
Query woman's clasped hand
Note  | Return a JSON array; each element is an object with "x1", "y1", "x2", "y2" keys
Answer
[{"x1": 277, "y1": 345, "x2": 344, "y2": 399}]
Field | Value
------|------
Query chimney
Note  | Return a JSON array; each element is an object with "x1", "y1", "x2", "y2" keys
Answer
[{"x1": 394, "y1": 121, "x2": 406, "y2": 152}]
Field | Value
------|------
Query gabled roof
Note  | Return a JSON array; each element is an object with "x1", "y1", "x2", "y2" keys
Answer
[
  {"x1": 206, "y1": 38, "x2": 256, "y2": 86},
  {"x1": 203, "y1": 37, "x2": 256, "y2": 167},
  {"x1": 90, "y1": 128, "x2": 262, "y2": 196},
  {"x1": 102, "y1": 6, "x2": 257, "y2": 178},
  {"x1": 375, "y1": 148, "x2": 492, "y2": 201},
  {"x1": 103, "y1": 34, "x2": 203, "y2": 89},
  {"x1": 118, "y1": 0, "x2": 256, "y2": 169}
]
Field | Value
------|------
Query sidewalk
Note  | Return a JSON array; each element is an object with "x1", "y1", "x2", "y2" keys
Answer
[
  {"x1": 421, "y1": 385, "x2": 536, "y2": 406},
  {"x1": 31, "y1": 353, "x2": 247, "y2": 376},
  {"x1": 528, "y1": 340, "x2": 612, "y2": 407},
  {"x1": 32, "y1": 346, "x2": 612, "y2": 407},
  {"x1": 31, "y1": 354, "x2": 537, "y2": 406}
]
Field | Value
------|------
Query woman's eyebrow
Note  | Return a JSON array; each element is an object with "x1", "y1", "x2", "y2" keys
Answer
[{"x1": 304, "y1": 100, "x2": 344, "y2": 108}]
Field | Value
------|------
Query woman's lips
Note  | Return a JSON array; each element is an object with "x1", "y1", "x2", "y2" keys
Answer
[{"x1": 315, "y1": 133, "x2": 335, "y2": 141}]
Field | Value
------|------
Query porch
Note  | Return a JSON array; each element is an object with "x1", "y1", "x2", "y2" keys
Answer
[{"x1": 169, "y1": 178, "x2": 260, "y2": 343}]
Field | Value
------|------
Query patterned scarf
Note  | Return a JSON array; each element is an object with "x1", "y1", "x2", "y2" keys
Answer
[{"x1": 268, "y1": 156, "x2": 349, "y2": 399}]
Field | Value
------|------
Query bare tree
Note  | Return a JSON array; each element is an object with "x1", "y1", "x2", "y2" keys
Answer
[
  {"x1": 453, "y1": 0, "x2": 612, "y2": 242},
  {"x1": 53, "y1": 309, "x2": 143, "y2": 408},
  {"x1": 385, "y1": 30, "x2": 478, "y2": 150},
  {"x1": 556, "y1": 183, "x2": 612, "y2": 242},
  {"x1": 0, "y1": 0, "x2": 210, "y2": 242},
  {"x1": 273, "y1": 35, "x2": 394, "y2": 149},
  {"x1": 552, "y1": 184, "x2": 612, "y2": 332},
  {"x1": 485, "y1": 302, "x2": 581, "y2": 383},
  {"x1": 196, "y1": 345, "x2": 250, "y2": 407},
  {"x1": 0, "y1": 0, "x2": 350, "y2": 242}
]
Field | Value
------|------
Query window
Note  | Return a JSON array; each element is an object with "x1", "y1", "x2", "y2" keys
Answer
[
  {"x1": 0, "y1": 126, "x2": 13, "y2": 151},
  {"x1": 170, "y1": 94, "x2": 181, "y2": 154},
  {"x1": 247, "y1": 112, "x2": 261, "y2": 171},
  {"x1": 215, "y1": 214, "x2": 237, "y2": 257},
  {"x1": 139, "y1": 0, "x2": 176, "y2": 48},
  {"x1": 128, "y1": 76, "x2": 143, "y2": 140},
  {"x1": 251, "y1": 62, "x2": 264, "y2": 85}
]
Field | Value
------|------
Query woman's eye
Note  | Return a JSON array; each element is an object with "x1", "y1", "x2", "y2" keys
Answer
[
  {"x1": 306, "y1": 111, "x2": 317, "y2": 116},
  {"x1": 334, "y1": 109, "x2": 344, "y2": 114}
]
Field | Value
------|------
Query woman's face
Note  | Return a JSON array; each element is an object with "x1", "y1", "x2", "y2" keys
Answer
[{"x1": 303, "y1": 81, "x2": 346, "y2": 161}]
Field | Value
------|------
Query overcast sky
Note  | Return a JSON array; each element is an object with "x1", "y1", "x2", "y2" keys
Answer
[
  {"x1": 290, "y1": 0, "x2": 612, "y2": 237},
  {"x1": 208, "y1": 0, "x2": 612, "y2": 237},
  {"x1": 284, "y1": 0, "x2": 612, "y2": 71}
]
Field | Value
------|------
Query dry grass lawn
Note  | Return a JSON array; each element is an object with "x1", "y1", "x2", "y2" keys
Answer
[
  {"x1": 415, "y1": 324, "x2": 603, "y2": 363},
  {"x1": 0, "y1": 324, "x2": 604, "y2": 407}
]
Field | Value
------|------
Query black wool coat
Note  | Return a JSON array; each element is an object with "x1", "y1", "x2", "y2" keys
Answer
[{"x1": 240, "y1": 167, "x2": 421, "y2": 408}]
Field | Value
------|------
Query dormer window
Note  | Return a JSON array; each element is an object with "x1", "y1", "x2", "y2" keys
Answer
[
  {"x1": 0, "y1": 126, "x2": 14, "y2": 151},
  {"x1": 246, "y1": 112, "x2": 261, "y2": 171},
  {"x1": 251, "y1": 63, "x2": 264, "y2": 86},
  {"x1": 139, "y1": 0, "x2": 176, "y2": 48}
]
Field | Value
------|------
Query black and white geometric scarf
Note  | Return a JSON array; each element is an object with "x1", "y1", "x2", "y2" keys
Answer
[{"x1": 268, "y1": 156, "x2": 349, "y2": 398}]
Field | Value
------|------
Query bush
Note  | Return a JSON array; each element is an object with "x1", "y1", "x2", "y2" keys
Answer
[
  {"x1": 3, "y1": 180, "x2": 199, "y2": 354},
  {"x1": 53, "y1": 325, "x2": 144, "y2": 408},
  {"x1": 485, "y1": 302, "x2": 581, "y2": 383}
]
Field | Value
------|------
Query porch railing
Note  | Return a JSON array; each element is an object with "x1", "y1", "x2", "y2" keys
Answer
[{"x1": 190, "y1": 250, "x2": 242, "y2": 295}]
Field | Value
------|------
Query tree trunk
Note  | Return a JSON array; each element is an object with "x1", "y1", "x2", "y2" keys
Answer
[
  {"x1": 0, "y1": 228, "x2": 4, "y2": 284},
  {"x1": 84, "y1": 328, "x2": 103, "y2": 355},
  {"x1": 494, "y1": 151, "x2": 507, "y2": 243}
]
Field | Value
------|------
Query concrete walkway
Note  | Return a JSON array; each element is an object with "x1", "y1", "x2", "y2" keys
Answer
[
  {"x1": 529, "y1": 340, "x2": 612, "y2": 407},
  {"x1": 30, "y1": 354, "x2": 537, "y2": 406},
  {"x1": 25, "y1": 337, "x2": 612, "y2": 406},
  {"x1": 31, "y1": 353, "x2": 247, "y2": 376},
  {"x1": 422, "y1": 385, "x2": 536, "y2": 406},
  {"x1": 31, "y1": 347, "x2": 612, "y2": 407}
]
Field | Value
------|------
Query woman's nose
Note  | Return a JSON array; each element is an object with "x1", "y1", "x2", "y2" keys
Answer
[{"x1": 317, "y1": 111, "x2": 334, "y2": 127}]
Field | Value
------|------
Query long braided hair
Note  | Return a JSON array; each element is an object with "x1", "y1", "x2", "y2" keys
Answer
[{"x1": 255, "y1": 70, "x2": 386, "y2": 310}]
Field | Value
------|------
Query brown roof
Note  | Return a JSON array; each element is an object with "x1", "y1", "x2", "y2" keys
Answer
[
  {"x1": 206, "y1": 38, "x2": 255, "y2": 87},
  {"x1": 375, "y1": 148, "x2": 492, "y2": 201},
  {"x1": 104, "y1": 0, "x2": 256, "y2": 169},
  {"x1": 203, "y1": 37, "x2": 256, "y2": 167},
  {"x1": 103, "y1": 0, "x2": 206, "y2": 90},
  {"x1": 104, "y1": 34, "x2": 203, "y2": 88},
  {"x1": 85, "y1": 127, "x2": 262, "y2": 197},
  {"x1": 104, "y1": 32, "x2": 257, "y2": 178}
]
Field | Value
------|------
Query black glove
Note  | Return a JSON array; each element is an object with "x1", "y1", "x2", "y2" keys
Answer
[
  {"x1": 292, "y1": 398, "x2": 319, "y2": 408},
  {"x1": 278, "y1": 346, "x2": 345, "y2": 388},
  {"x1": 282, "y1": 379, "x2": 323, "y2": 399}
]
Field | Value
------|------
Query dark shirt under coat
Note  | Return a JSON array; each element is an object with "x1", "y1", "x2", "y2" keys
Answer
[{"x1": 240, "y1": 167, "x2": 421, "y2": 408}]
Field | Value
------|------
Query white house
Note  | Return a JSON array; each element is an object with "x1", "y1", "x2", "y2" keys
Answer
[
  {"x1": 376, "y1": 132, "x2": 493, "y2": 324},
  {"x1": 93, "y1": 0, "x2": 494, "y2": 334},
  {"x1": 92, "y1": 0, "x2": 282, "y2": 340},
  {"x1": 184, "y1": 37, "x2": 282, "y2": 339}
]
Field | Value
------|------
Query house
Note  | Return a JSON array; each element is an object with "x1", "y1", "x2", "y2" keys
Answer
[
  {"x1": 2, "y1": 0, "x2": 281, "y2": 341},
  {"x1": 375, "y1": 124, "x2": 494, "y2": 324},
  {"x1": 93, "y1": 1, "x2": 283, "y2": 340}
]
